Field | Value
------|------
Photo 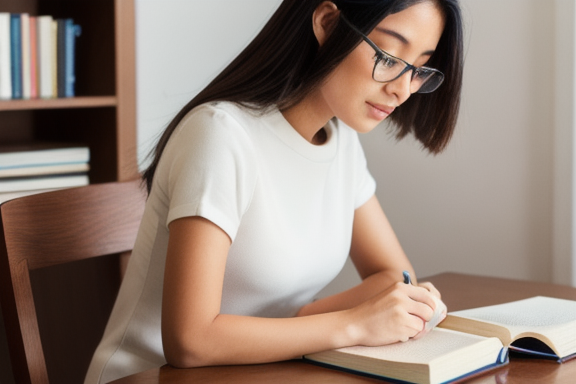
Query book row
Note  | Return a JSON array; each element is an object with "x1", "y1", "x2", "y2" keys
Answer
[
  {"x1": 0, "y1": 143, "x2": 90, "y2": 204},
  {"x1": 0, "y1": 13, "x2": 81, "y2": 100}
]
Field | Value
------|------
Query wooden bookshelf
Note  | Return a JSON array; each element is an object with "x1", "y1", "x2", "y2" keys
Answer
[
  {"x1": 0, "y1": 1, "x2": 137, "y2": 383},
  {"x1": 0, "y1": 0, "x2": 137, "y2": 182}
]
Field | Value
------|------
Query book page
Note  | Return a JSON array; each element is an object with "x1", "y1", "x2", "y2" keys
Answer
[
  {"x1": 446, "y1": 296, "x2": 576, "y2": 357},
  {"x1": 335, "y1": 328, "x2": 494, "y2": 364},
  {"x1": 448, "y1": 297, "x2": 576, "y2": 329}
]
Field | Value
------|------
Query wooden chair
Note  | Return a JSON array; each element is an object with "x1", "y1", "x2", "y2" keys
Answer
[{"x1": 0, "y1": 180, "x2": 146, "y2": 384}]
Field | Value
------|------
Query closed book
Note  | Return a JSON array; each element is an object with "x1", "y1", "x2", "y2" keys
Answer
[
  {"x1": 9, "y1": 13, "x2": 21, "y2": 99},
  {"x1": 0, "y1": 13, "x2": 11, "y2": 99},
  {"x1": 0, "y1": 173, "x2": 89, "y2": 193},
  {"x1": 37, "y1": 15, "x2": 53, "y2": 99},
  {"x1": 56, "y1": 18, "x2": 66, "y2": 97},
  {"x1": 20, "y1": 13, "x2": 30, "y2": 99},
  {"x1": 0, "y1": 162, "x2": 90, "y2": 178},
  {"x1": 29, "y1": 16, "x2": 37, "y2": 99},
  {"x1": 64, "y1": 19, "x2": 81, "y2": 97},
  {"x1": 51, "y1": 19, "x2": 57, "y2": 98},
  {"x1": 0, "y1": 143, "x2": 90, "y2": 169}
]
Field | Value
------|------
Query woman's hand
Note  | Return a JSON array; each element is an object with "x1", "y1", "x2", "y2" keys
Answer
[{"x1": 345, "y1": 281, "x2": 439, "y2": 346}]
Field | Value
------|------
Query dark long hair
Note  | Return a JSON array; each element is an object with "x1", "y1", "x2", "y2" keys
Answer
[{"x1": 142, "y1": 0, "x2": 464, "y2": 193}]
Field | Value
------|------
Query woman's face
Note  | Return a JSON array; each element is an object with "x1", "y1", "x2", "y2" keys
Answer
[{"x1": 320, "y1": 1, "x2": 445, "y2": 134}]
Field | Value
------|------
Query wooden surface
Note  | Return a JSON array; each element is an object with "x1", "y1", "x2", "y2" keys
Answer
[
  {"x1": 109, "y1": 272, "x2": 576, "y2": 384},
  {"x1": 0, "y1": 181, "x2": 146, "y2": 384}
]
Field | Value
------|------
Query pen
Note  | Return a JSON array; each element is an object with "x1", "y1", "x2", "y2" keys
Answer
[{"x1": 403, "y1": 270, "x2": 412, "y2": 285}]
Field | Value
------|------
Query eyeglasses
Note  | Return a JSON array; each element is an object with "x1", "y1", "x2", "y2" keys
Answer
[{"x1": 340, "y1": 15, "x2": 445, "y2": 94}]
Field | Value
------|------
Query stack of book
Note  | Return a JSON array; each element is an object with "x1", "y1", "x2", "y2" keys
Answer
[
  {"x1": 0, "y1": 12, "x2": 81, "y2": 100},
  {"x1": 0, "y1": 143, "x2": 90, "y2": 204}
]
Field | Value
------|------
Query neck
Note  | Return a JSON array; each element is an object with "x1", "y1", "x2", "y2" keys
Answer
[{"x1": 281, "y1": 91, "x2": 333, "y2": 145}]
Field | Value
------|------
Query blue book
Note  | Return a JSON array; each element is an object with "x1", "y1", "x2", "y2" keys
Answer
[
  {"x1": 9, "y1": 13, "x2": 21, "y2": 99},
  {"x1": 64, "y1": 19, "x2": 81, "y2": 97}
]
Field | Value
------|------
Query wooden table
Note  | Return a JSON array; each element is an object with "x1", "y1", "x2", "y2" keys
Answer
[{"x1": 109, "y1": 272, "x2": 576, "y2": 384}]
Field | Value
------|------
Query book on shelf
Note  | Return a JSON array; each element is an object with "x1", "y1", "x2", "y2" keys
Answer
[
  {"x1": 304, "y1": 295, "x2": 576, "y2": 384},
  {"x1": 37, "y1": 14, "x2": 53, "y2": 99},
  {"x1": 0, "y1": 13, "x2": 12, "y2": 99},
  {"x1": 0, "y1": 162, "x2": 89, "y2": 178},
  {"x1": 0, "y1": 142, "x2": 90, "y2": 169},
  {"x1": 0, "y1": 142, "x2": 90, "y2": 203},
  {"x1": 0, "y1": 173, "x2": 88, "y2": 194},
  {"x1": 9, "y1": 13, "x2": 21, "y2": 99},
  {"x1": 0, "y1": 12, "x2": 81, "y2": 100},
  {"x1": 21, "y1": 13, "x2": 30, "y2": 99}
]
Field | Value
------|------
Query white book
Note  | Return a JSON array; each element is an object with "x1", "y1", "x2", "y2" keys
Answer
[
  {"x1": 37, "y1": 15, "x2": 54, "y2": 99},
  {"x1": 0, "y1": 13, "x2": 11, "y2": 100},
  {"x1": 0, "y1": 162, "x2": 89, "y2": 178},
  {"x1": 21, "y1": 13, "x2": 30, "y2": 99},
  {"x1": 0, "y1": 173, "x2": 89, "y2": 193},
  {"x1": 0, "y1": 143, "x2": 90, "y2": 169}
]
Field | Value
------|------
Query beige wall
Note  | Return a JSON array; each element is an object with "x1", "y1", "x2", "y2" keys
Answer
[{"x1": 323, "y1": 0, "x2": 566, "y2": 294}]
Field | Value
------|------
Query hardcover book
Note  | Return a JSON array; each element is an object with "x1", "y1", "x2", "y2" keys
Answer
[{"x1": 304, "y1": 296, "x2": 576, "y2": 384}]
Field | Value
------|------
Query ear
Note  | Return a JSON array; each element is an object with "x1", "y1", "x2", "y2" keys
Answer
[{"x1": 312, "y1": 1, "x2": 340, "y2": 47}]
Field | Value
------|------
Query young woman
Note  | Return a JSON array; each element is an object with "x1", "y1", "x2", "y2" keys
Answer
[{"x1": 85, "y1": 0, "x2": 463, "y2": 383}]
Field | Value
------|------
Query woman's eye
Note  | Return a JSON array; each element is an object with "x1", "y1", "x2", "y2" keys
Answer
[{"x1": 377, "y1": 53, "x2": 397, "y2": 69}]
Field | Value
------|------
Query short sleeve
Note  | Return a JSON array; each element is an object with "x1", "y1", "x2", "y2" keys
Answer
[
  {"x1": 350, "y1": 130, "x2": 376, "y2": 209},
  {"x1": 157, "y1": 105, "x2": 258, "y2": 241}
]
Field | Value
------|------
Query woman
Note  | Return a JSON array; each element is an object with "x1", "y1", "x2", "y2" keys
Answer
[{"x1": 85, "y1": 0, "x2": 463, "y2": 383}]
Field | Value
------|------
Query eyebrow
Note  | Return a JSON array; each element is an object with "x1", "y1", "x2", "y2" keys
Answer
[{"x1": 374, "y1": 27, "x2": 436, "y2": 56}]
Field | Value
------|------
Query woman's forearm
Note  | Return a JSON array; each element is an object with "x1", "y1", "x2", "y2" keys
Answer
[{"x1": 296, "y1": 268, "x2": 408, "y2": 317}]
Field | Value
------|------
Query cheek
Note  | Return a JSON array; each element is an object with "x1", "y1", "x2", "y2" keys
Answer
[{"x1": 322, "y1": 55, "x2": 374, "y2": 113}]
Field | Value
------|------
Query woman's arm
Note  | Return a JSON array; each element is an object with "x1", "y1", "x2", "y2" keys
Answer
[
  {"x1": 162, "y1": 215, "x2": 436, "y2": 368},
  {"x1": 297, "y1": 195, "x2": 441, "y2": 317}
]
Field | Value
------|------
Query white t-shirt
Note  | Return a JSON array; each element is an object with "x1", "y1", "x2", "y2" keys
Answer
[{"x1": 85, "y1": 102, "x2": 376, "y2": 384}]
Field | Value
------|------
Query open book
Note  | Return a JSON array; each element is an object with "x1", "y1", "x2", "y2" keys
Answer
[
  {"x1": 304, "y1": 296, "x2": 576, "y2": 384},
  {"x1": 438, "y1": 296, "x2": 576, "y2": 362},
  {"x1": 304, "y1": 328, "x2": 507, "y2": 384}
]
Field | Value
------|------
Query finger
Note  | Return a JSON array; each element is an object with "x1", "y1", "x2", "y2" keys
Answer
[
  {"x1": 404, "y1": 284, "x2": 437, "y2": 312},
  {"x1": 418, "y1": 281, "x2": 441, "y2": 299}
]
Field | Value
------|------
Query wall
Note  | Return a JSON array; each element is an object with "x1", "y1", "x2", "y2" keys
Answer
[{"x1": 134, "y1": 0, "x2": 565, "y2": 297}]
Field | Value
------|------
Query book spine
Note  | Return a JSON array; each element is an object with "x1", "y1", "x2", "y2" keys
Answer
[
  {"x1": 37, "y1": 15, "x2": 53, "y2": 99},
  {"x1": 29, "y1": 16, "x2": 37, "y2": 99},
  {"x1": 51, "y1": 20, "x2": 57, "y2": 98},
  {"x1": 65, "y1": 20, "x2": 81, "y2": 97},
  {"x1": 9, "y1": 13, "x2": 22, "y2": 99},
  {"x1": 56, "y1": 19, "x2": 66, "y2": 98},
  {"x1": 21, "y1": 13, "x2": 30, "y2": 99},
  {"x1": 0, "y1": 13, "x2": 12, "y2": 100}
]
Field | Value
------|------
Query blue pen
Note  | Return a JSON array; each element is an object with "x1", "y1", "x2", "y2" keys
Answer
[{"x1": 403, "y1": 270, "x2": 412, "y2": 285}]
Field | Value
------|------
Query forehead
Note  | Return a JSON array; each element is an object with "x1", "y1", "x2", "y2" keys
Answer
[{"x1": 370, "y1": 1, "x2": 445, "y2": 53}]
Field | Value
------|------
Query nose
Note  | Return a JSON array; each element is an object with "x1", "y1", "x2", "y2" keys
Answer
[{"x1": 384, "y1": 70, "x2": 413, "y2": 105}]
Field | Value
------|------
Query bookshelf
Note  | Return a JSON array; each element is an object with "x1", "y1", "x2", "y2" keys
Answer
[
  {"x1": 0, "y1": 1, "x2": 137, "y2": 383},
  {"x1": 0, "y1": 0, "x2": 137, "y2": 182}
]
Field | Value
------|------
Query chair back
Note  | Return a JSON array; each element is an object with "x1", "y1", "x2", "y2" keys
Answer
[{"x1": 0, "y1": 180, "x2": 146, "y2": 384}]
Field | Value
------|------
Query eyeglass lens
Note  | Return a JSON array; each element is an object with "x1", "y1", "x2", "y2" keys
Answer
[{"x1": 373, "y1": 53, "x2": 444, "y2": 94}]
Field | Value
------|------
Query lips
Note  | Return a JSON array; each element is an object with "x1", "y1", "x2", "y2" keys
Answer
[
  {"x1": 369, "y1": 102, "x2": 395, "y2": 115},
  {"x1": 366, "y1": 102, "x2": 395, "y2": 120}
]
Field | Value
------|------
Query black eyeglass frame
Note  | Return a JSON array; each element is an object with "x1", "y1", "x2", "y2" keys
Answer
[{"x1": 340, "y1": 14, "x2": 445, "y2": 94}]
